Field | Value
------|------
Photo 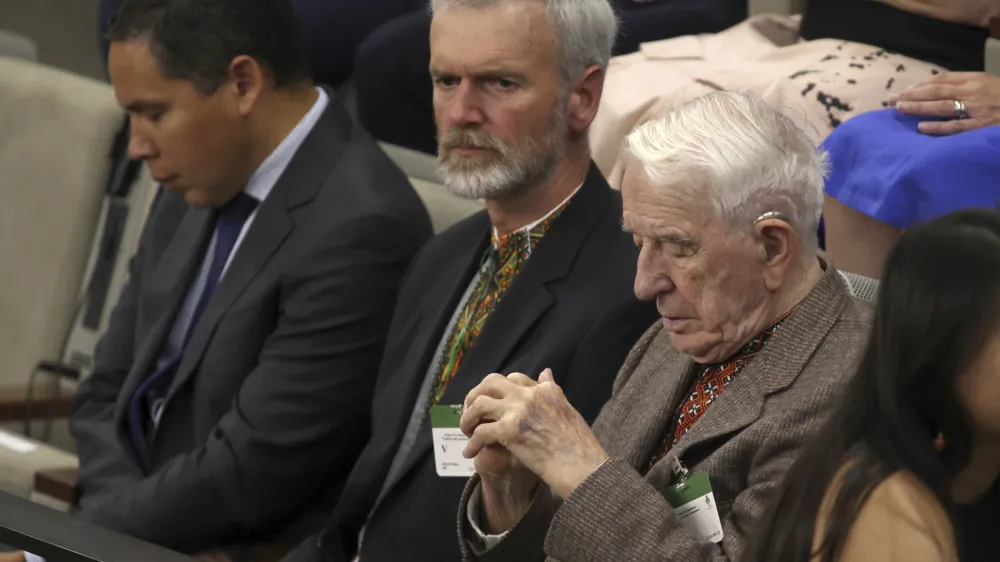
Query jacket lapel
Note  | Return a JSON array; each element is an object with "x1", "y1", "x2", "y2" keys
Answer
[
  {"x1": 370, "y1": 220, "x2": 489, "y2": 499},
  {"x1": 385, "y1": 164, "x2": 610, "y2": 492},
  {"x1": 442, "y1": 163, "x2": 608, "y2": 403},
  {"x1": 403, "y1": 224, "x2": 491, "y2": 403},
  {"x1": 164, "y1": 89, "x2": 349, "y2": 399},
  {"x1": 167, "y1": 204, "x2": 294, "y2": 397},
  {"x1": 598, "y1": 330, "x2": 700, "y2": 471},
  {"x1": 117, "y1": 206, "x2": 214, "y2": 422},
  {"x1": 662, "y1": 265, "x2": 850, "y2": 475}
]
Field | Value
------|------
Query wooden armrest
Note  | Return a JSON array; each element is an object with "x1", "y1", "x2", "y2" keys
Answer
[
  {"x1": 33, "y1": 468, "x2": 78, "y2": 505},
  {"x1": 0, "y1": 386, "x2": 72, "y2": 422}
]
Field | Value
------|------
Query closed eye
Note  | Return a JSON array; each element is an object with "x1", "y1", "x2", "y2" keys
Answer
[{"x1": 659, "y1": 237, "x2": 697, "y2": 256}]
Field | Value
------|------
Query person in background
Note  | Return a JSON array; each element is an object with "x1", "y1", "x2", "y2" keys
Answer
[
  {"x1": 820, "y1": 103, "x2": 1000, "y2": 279},
  {"x1": 455, "y1": 90, "x2": 873, "y2": 562},
  {"x1": 351, "y1": 0, "x2": 747, "y2": 155},
  {"x1": 743, "y1": 208, "x2": 1000, "y2": 562},
  {"x1": 98, "y1": 0, "x2": 426, "y2": 86},
  {"x1": 816, "y1": 0, "x2": 1000, "y2": 277},
  {"x1": 282, "y1": 0, "x2": 657, "y2": 560},
  {"x1": 2, "y1": 0, "x2": 432, "y2": 561},
  {"x1": 890, "y1": 72, "x2": 1000, "y2": 136},
  {"x1": 823, "y1": 70, "x2": 1000, "y2": 280},
  {"x1": 592, "y1": 0, "x2": 1000, "y2": 185}
]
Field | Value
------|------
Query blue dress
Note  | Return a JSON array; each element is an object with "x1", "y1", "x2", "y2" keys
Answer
[{"x1": 822, "y1": 108, "x2": 1000, "y2": 229}]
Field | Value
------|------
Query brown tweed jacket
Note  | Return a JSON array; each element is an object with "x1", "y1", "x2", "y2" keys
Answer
[{"x1": 457, "y1": 265, "x2": 874, "y2": 562}]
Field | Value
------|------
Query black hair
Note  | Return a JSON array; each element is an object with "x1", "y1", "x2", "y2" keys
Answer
[
  {"x1": 106, "y1": 0, "x2": 311, "y2": 94},
  {"x1": 743, "y1": 208, "x2": 1000, "y2": 562}
]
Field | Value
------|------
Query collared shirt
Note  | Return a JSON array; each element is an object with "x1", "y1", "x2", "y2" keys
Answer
[{"x1": 21, "y1": 88, "x2": 329, "y2": 562}]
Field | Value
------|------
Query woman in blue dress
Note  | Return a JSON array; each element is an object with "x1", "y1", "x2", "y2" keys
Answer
[{"x1": 823, "y1": 71, "x2": 1000, "y2": 278}]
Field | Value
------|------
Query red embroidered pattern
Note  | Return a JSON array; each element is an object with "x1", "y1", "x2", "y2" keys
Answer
[{"x1": 644, "y1": 309, "x2": 794, "y2": 472}]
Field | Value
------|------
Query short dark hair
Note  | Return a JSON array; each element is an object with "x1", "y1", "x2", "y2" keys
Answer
[{"x1": 107, "y1": 0, "x2": 311, "y2": 94}]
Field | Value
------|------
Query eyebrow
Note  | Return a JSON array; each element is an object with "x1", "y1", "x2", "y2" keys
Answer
[
  {"x1": 659, "y1": 234, "x2": 695, "y2": 246},
  {"x1": 429, "y1": 67, "x2": 529, "y2": 83},
  {"x1": 123, "y1": 100, "x2": 169, "y2": 114},
  {"x1": 476, "y1": 70, "x2": 528, "y2": 82},
  {"x1": 620, "y1": 220, "x2": 695, "y2": 245}
]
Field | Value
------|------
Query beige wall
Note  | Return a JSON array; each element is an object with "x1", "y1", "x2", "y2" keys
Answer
[{"x1": 0, "y1": 0, "x2": 104, "y2": 80}]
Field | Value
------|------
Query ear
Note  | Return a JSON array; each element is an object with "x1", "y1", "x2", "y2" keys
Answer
[
  {"x1": 226, "y1": 55, "x2": 265, "y2": 117},
  {"x1": 566, "y1": 65, "x2": 605, "y2": 135},
  {"x1": 753, "y1": 218, "x2": 796, "y2": 291}
]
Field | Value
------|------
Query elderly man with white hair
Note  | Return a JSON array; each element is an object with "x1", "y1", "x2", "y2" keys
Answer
[{"x1": 456, "y1": 90, "x2": 875, "y2": 562}]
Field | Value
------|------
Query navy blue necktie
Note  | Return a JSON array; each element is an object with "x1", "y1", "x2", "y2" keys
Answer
[{"x1": 127, "y1": 192, "x2": 258, "y2": 466}]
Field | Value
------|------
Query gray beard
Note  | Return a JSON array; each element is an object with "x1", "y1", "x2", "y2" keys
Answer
[{"x1": 436, "y1": 114, "x2": 567, "y2": 201}]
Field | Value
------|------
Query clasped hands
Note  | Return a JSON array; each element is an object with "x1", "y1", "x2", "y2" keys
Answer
[{"x1": 460, "y1": 369, "x2": 609, "y2": 515}]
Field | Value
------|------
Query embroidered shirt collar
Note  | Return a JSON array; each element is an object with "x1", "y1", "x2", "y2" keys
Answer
[{"x1": 490, "y1": 182, "x2": 583, "y2": 254}]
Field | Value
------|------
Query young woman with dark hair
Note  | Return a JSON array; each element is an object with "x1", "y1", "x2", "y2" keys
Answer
[{"x1": 744, "y1": 208, "x2": 1000, "y2": 562}]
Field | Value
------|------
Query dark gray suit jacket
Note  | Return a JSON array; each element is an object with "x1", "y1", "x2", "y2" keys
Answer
[
  {"x1": 68, "y1": 92, "x2": 433, "y2": 555},
  {"x1": 458, "y1": 265, "x2": 874, "y2": 562}
]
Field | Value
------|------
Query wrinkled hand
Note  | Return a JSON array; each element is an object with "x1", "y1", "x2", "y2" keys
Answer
[
  {"x1": 462, "y1": 372, "x2": 540, "y2": 533},
  {"x1": 889, "y1": 72, "x2": 1000, "y2": 135},
  {"x1": 464, "y1": 373, "x2": 537, "y2": 485},
  {"x1": 461, "y1": 369, "x2": 609, "y2": 500}
]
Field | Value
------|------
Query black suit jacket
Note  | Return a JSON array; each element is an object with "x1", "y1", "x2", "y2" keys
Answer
[
  {"x1": 286, "y1": 164, "x2": 658, "y2": 562},
  {"x1": 68, "y1": 91, "x2": 433, "y2": 555}
]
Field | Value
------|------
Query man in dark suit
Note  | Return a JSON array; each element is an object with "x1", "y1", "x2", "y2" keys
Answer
[
  {"x1": 351, "y1": 0, "x2": 747, "y2": 154},
  {"x1": 284, "y1": 1, "x2": 658, "y2": 561},
  {"x1": 5, "y1": 1, "x2": 431, "y2": 561}
]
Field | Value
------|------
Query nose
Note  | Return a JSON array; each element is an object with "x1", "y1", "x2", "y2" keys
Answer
[
  {"x1": 447, "y1": 80, "x2": 486, "y2": 127},
  {"x1": 127, "y1": 121, "x2": 157, "y2": 161},
  {"x1": 634, "y1": 243, "x2": 675, "y2": 302}
]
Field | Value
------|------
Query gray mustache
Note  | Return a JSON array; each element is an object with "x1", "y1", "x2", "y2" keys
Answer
[{"x1": 439, "y1": 129, "x2": 508, "y2": 153}]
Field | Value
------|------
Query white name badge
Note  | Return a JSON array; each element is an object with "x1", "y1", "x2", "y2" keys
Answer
[
  {"x1": 429, "y1": 404, "x2": 476, "y2": 477},
  {"x1": 664, "y1": 471, "x2": 724, "y2": 544}
]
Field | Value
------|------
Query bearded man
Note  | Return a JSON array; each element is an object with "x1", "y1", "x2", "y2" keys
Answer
[{"x1": 282, "y1": 1, "x2": 657, "y2": 561}]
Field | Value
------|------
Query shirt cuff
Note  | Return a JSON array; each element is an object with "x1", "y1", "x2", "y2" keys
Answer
[
  {"x1": 24, "y1": 553, "x2": 45, "y2": 562},
  {"x1": 466, "y1": 482, "x2": 511, "y2": 548}
]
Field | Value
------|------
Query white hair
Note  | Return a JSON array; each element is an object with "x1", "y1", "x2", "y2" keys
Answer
[
  {"x1": 624, "y1": 90, "x2": 828, "y2": 250},
  {"x1": 430, "y1": 0, "x2": 618, "y2": 86}
]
